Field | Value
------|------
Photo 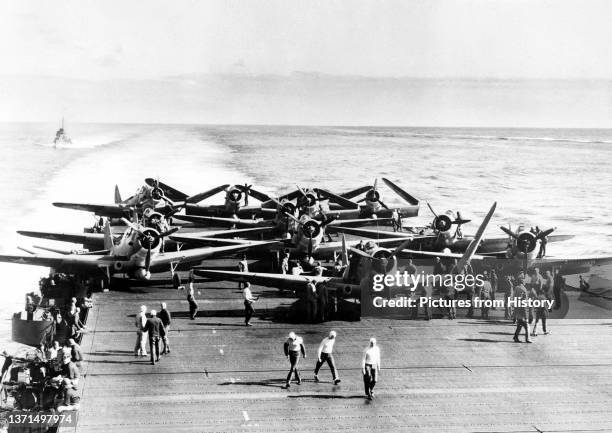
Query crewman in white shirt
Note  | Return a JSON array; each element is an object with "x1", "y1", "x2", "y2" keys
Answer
[
  {"x1": 134, "y1": 305, "x2": 148, "y2": 357},
  {"x1": 283, "y1": 332, "x2": 306, "y2": 388},
  {"x1": 243, "y1": 282, "x2": 258, "y2": 326},
  {"x1": 362, "y1": 338, "x2": 381, "y2": 400},
  {"x1": 314, "y1": 330, "x2": 340, "y2": 385}
]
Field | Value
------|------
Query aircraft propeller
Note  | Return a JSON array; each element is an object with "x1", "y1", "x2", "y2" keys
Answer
[
  {"x1": 427, "y1": 202, "x2": 471, "y2": 232},
  {"x1": 362, "y1": 179, "x2": 389, "y2": 210}
]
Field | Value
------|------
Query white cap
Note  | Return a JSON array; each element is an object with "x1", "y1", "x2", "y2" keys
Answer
[
  {"x1": 329, "y1": 330, "x2": 337, "y2": 338},
  {"x1": 369, "y1": 337, "x2": 377, "y2": 345},
  {"x1": 288, "y1": 332, "x2": 296, "y2": 340},
  {"x1": 140, "y1": 305, "x2": 147, "y2": 312},
  {"x1": 150, "y1": 310, "x2": 157, "y2": 316}
]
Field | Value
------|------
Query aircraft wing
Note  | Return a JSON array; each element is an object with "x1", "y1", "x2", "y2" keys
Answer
[
  {"x1": 0, "y1": 252, "x2": 113, "y2": 271},
  {"x1": 149, "y1": 242, "x2": 274, "y2": 269},
  {"x1": 144, "y1": 178, "x2": 189, "y2": 202},
  {"x1": 340, "y1": 185, "x2": 372, "y2": 199},
  {"x1": 327, "y1": 218, "x2": 393, "y2": 227},
  {"x1": 173, "y1": 215, "x2": 268, "y2": 228},
  {"x1": 193, "y1": 269, "x2": 333, "y2": 289},
  {"x1": 169, "y1": 227, "x2": 275, "y2": 247},
  {"x1": 17, "y1": 230, "x2": 107, "y2": 248},
  {"x1": 313, "y1": 237, "x2": 411, "y2": 257},
  {"x1": 236, "y1": 185, "x2": 272, "y2": 203},
  {"x1": 326, "y1": 226, "x2": 423, "y2": 239},
  {"x1": 53, "y1": 202, "x2": 127, "y2": 218},
  {"x1": 184, "y1": 184, "x2": 230, "y2": 204},
  {"x1": 531, "y1": 256, "x2": 612, "y2": 274},
  {"x1": 381, "y1": 178, "x2": 419, "y2": 205}
]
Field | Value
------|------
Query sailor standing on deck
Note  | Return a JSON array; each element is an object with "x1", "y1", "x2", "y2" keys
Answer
[
  {"x1": 187, "y1": 283, "x2": 199, "y2": 320},
  {"x1": 314, "y1": 331, "x2": 341, "y2": 384},
  {"x1": 243, "y1": 282, "x2": 258, "y2": 326},
  {"x1": 284, "y1": 332, "x2": 306, "y2": 388},
  {"x1": 513, "y1": 279, "x2": 532, "y2": 343},
  {"x1": 134, "y1": 305, "x2": 148, "y2": 357},
  {"x1": 391, "y1": 209, "x2": 399, "y2": 232},
  {"x1": 159, "y1": 302, "x2": 172, "y2": 354},
  {"x1": 362, "y1": 338, "x2": 381, "y2": 400},
  {"x1": 143, "y1": 310, "x2": 165, "y2": 365},
  {"x1": 238, "y1": 255, "x2": 249, "y2": 289}
]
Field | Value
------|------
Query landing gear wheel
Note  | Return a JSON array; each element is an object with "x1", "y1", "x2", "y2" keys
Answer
[
  {"x1": 172, "y1": 273, "x2": 181, "y2": 290},
  {"x1": 97, "y1": 276, "x2": 110, "y2": 292}
]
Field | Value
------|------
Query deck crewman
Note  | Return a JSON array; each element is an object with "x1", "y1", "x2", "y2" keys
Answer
[
  {"x1": 243, "y1": 282, "x2": 258, "y2": 326},
  {"x1": 362, "y1": 338, "x2": 381, "y2": 400},
  {"x1": 314, "y1": 331, "x2": 341, "y2": 385},
  {"x1": 134, "y1": 305, "x2": 148, "y2": 357},
  {"x1": 159, "y1": 302, "x2": 172, "y2": 354},
  {"x1": 238, "y1": 254, "x2": 249, "y2": 289},
  {"x1": 143, "y1": 310, "x2": 165, "y2": 365},
  {"x1": 284, "y1": 332, "x2": 306, "y2": 388}
]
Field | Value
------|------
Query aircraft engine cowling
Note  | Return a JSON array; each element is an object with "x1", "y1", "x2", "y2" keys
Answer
[
  {"x1": 228, "y1": 188, "x2": 243, "y2": 204},
  {"x1": 301, "y1": 220, "x2": 321, "y2": 239},
  {"x1": 432, "y1": 213, "x2": 453, "y2": 232},
  {"x1": 280, "y1": 201, "x2": 296, "y2": 216},
  {"x1": 137, "y1": 228, "x2": 161, "y2": 251},
  {"x1": 370, "y1": 248, "x2": 397, "y2": 274},
  {"x1": 298, "y1": 193, "x2": 317, "y2": 209},
  {"x1": 516, "y1": 232, "x2": 537, "y2": 253},
  {"x1": 339, "y1": 285, "x2": 353, "y2": 297},
  {"x1": 151, "y1": 187, "x2": 164, "y2": 201},
  {"x1": 364, "y1": 189, "x2": 381, "y2": 211}
]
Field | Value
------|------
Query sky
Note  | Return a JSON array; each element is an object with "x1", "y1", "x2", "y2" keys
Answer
[{"x1": 2, "y1": 0, "x2": 612, "y2": 125}]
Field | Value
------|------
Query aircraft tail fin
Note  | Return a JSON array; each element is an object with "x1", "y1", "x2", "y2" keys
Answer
[
  {"x1": 114, "y1": 185, "x2": 122, "y2": 204},
  {"x1": 381, "y1": 177, "x2": 419, "y2": 206},
  {"x1": 457, "y1": 202, "x2": 497, "y2": 271},
  {"x1": 103, "y1": 220, "x2": 114, "y2": 251}
]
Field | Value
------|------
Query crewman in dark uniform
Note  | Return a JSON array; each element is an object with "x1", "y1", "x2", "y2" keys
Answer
[
  {"x1": 158, "y1": 302, "x2": 172, "y2": 354},
  {"x1": 316, "y1": 282, "x2": 329, "y2": 322},
  {"x1": 513, "y1": 280, "x2": 532, "y2": 343},
  {"x1": 553, "y1": 269, "x2": 564, "y2": 310},
  {"x1": 143, "y1": 310, "x2": 165, "y2": 365},
  {"x1": 305, "y1": 281, "x2": 318, "y2": 323}
]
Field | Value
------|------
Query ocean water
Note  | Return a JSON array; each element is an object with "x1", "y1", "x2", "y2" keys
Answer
[{"x1": 1, "y1": 123, "x2": 611, "y2": 347}]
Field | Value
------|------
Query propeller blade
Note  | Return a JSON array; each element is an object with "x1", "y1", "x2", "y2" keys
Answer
[
  {"x1": 538, "y1": 227, "x2": 555, "y2": 238},
  {"x1": 391, "y1": 238, "x2": 413, "y2": 257},
  {"x1": 373, "y1": 178, "x2": 378, "y2": 192},
  {"x1": 426, "y1": 202, "x2": 438, "y2": 218},
  {"x1": 145, "y1": 245, "x2": 151, "y2": 272},
  {"x1": 284, "y1": 212, "x2": 302, "y2": 224},
  {"x1": 349, "y1": 246, "x2": 373, "y2": 259},
  {"x1": 120, "y1": 217, "x2": 145, "y2": 235},
  {"x1": 160, "y1": 227, "x2": 180, "y2": 238},
  {"x1": 499, "y1": 225, "x2": 519, "y2": 239},
  {"x1": 296, "y1": 185, "x2": 308, "y2": 199},
  {"x1": 379, "y1": 200, "x2": 389, "y2": 210}
]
